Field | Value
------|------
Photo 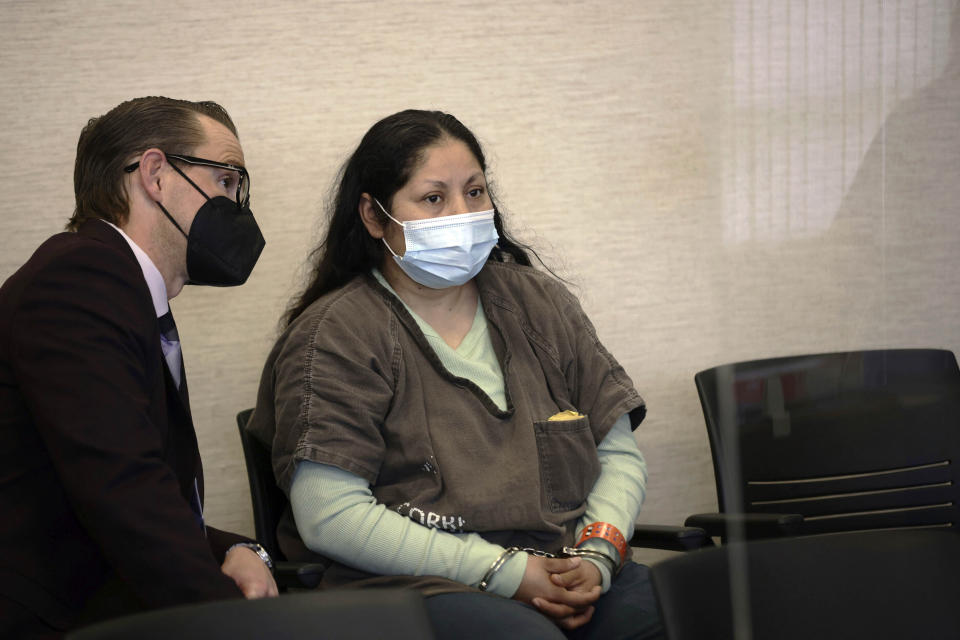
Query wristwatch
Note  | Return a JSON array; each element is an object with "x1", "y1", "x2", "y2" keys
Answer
[{"x1": 228, "y1": 542, "x2": 274, "y2": 571}]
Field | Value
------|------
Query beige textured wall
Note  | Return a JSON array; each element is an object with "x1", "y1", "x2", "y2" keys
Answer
[{"x1": 2, "y1": 0, "x2": 957, "y2": 564}]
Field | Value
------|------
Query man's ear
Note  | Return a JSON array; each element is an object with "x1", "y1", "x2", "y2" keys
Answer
[
  {"x1": 358, "y1": 193, "x2": 386, "y2": 239},
  {"x1": 134, "y1": 148, "x2": 167, "y2": 202}
]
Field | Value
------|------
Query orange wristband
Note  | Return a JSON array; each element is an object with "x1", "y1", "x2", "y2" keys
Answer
[{"x1": 576, "y1": 522, "x2": 628, "y2": 564}]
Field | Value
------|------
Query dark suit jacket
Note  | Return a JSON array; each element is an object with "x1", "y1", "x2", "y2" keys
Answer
[{"x1": 0, "y1": 220, "x2": 246, "y2": 638}]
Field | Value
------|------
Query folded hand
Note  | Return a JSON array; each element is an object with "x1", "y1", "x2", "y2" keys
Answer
[{"x1": 513, "y1": 555, "x2": 601, "y2": 630}]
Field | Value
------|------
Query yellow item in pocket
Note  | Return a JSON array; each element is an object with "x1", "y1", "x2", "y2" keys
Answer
[{"x1": 548, "y1": 410, "x2": 585, "y2": 421}]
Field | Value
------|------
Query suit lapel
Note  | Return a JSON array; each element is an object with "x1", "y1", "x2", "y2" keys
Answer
[{"x1": 79, "y1": 220, "x2": 206, "y2": 516}]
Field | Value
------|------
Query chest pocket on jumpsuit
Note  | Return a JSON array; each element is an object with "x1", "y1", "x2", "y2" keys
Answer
[{"x1": 533, "y1": 414, "x2": 600, "y2": 513}]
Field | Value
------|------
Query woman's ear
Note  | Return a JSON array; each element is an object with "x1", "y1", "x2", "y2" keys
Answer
[{"x1": 358, "y1": 193, "x2": 386, "y2": 239}]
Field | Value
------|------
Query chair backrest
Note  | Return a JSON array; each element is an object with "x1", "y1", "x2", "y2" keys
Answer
[
  {"x1": 236, "y1": 408, "x2": 288, "y2": 560},
  {"x1": 650, "y1": 529, "x2": 960, "y2": 640},
  {"x1": 67, "y1": 588, "x2": 435, "y2": 640},
  {"x1": 694, "y1": 348, "x2": 960, "y2": 534}
]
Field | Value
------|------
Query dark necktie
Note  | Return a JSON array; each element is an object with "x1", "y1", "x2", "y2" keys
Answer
[
  {"x1": 158, "y1": 310, "x2": 182, "y2": 389},
  {"x1": 158, "y1": 310, "x2": 204, "y2": 530}
]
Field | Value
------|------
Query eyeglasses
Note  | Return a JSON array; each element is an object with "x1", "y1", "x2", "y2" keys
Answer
[{"x1": 124, "y1": 153, "x2": 250, "y2": 208}]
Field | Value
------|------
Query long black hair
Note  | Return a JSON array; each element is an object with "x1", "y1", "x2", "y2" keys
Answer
[{"x1": 283, "y1": 109, "x2": 536, "y2": 327}]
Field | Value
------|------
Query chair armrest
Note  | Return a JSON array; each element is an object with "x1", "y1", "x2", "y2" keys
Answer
[
  {"x1": 274, "y1": 561, "x2": 327, "y2": 590},
  {"x1": 683, "y1": 512, "x2": 803, "y2": 540},
  {"x1": 630, "y1": 524, "x2": 709, "y2": 551}
]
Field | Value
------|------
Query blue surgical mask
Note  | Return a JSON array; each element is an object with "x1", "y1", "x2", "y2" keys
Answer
[{"x1": 376, "y1": 199, "x2": 499, "y2": 289}]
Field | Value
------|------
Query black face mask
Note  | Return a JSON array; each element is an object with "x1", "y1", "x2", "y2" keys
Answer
[{"x1": 158, "y1": 166, "x2": 265, "y2": 287}]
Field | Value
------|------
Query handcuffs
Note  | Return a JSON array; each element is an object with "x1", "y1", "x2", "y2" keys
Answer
[{"x1": 478, "y1": 545, "x2": 619, "y2": 591}]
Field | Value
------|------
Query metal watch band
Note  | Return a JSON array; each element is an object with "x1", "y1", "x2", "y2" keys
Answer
[{"x1": 228, "y1": 542, "x2": 273, "y2": 571}]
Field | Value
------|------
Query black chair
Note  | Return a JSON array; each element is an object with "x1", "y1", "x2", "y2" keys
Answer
[
  {"x1": 236, "y1": 408, "x2": 326, "y2": 589},
  {"x1": 67, "y1": 588, "x2": 435, "y2": 639},
  {"x1": 650, "y1": 528, "x2": 960, "y2": 640},
  {"x1": 686, "y1": 348, "x2": 960, "y2": 541}
]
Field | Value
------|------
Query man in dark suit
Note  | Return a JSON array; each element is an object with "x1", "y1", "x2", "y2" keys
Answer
[{"x1": 0, "y1": 97, "x2": 277, "y2": 638}]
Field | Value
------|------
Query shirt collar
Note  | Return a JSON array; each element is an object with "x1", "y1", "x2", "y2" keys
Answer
[{"x1": 102, "y1": 220, "x2": 169, "y2": 317}]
